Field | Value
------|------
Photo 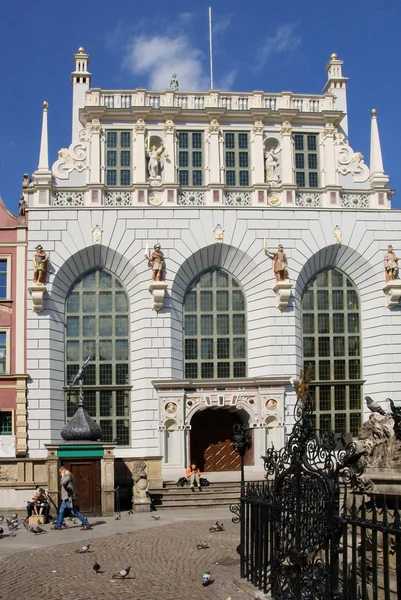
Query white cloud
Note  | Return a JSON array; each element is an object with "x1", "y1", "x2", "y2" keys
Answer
[
  {"x1": 213, "y1": 14, "x2": 232, "y2": 37},
  {"x1": 218, "y1": 70, "x2": 237, "y2": 91},
  {"x1": 123, "y1": 34, "x2": 209, "y2": 91},
  {"x1": 256, "y1": 24, "x2": 302, "y2": 71}
]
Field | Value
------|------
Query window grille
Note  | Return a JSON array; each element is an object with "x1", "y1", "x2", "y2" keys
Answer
[{"x1": 301, "y1": 268, "x2": 362, "y2": 436}]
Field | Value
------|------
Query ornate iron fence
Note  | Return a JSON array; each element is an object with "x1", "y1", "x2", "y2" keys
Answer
[{"x1": 231, "y1": 368, "x2": 401, "y2": 599}]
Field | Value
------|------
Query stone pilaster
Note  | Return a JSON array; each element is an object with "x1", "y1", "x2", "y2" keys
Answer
[
  {"x1": 163, "y1": 120, "x2": 176, "y2": 184},
  {"x1": 88, "y1": 119, "x2": 102, "y2": 184},
  {"x1": 101, "y1": 445, "x2": 115, "y2": 517},
  {"x1": 280, "y1": 121, "x2": 294, "y2": 185},
  {"x1": 207, "y1": 120, "x2": 221, "y2": 184},
  {"x1": 133, "y1": 119, "x2": 147, "y2": 184},
  {"x1": 15, "y1": 377, "x2": 28, "y2": 456},
  {"x1": 251, "y1": 121, "x2": 265, "y2": 185}
]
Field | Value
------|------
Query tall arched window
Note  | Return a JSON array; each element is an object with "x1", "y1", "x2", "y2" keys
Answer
[
  {"x1": 183, "y1": 268, "x2": 246, "y2": 379},
  {"x1": 65, "y1": 269, "x2": 130, "y2": 445},
  {"x1": 301, "y1": 268, "x2": 362, "y2": 436}
]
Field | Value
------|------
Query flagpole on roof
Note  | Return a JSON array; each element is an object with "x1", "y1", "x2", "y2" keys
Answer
[{"x1": 209, "y1": 7, "x2": 214, "y2": 89}]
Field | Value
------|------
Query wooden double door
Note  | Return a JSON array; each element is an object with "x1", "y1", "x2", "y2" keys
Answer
[
  {"x1": 190, "y1": 409, "x2": 253, "y2": 472},
  {"x1": 63, "y1": 460, "x2": 102, "y2": 516}
]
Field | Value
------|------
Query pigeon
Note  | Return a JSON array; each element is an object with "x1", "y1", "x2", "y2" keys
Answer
[
  {"x1": 11, "y1": 513, "x2": 18, "y2": 520},
  {"x1": 151, "y1": 515, "x2": 160, "y2": 520},
  {"x1": 76, "y1": 544, "x2": 90, "y2": 553},
  {"x1": 196, "y1": 542, "x2": 209, "y2": 549},
  {"x1": 112, "y1": 567, "x2": 131, "y2": 580},
  {"x1": 30, "y1": 526, "x2": 46, "y2": 534},
  {"x1": 0, "y1": 527, "x2": 4, "y2": 535},
  {"x1": 0, "y1": 515, "x2": 4, "y2": 523},
  {"x1": 93, "y1": 561, "x2": 101, "y2": 574},
  {"x1": 202, "y1": 570, "x2": 211, "y2": 586},
  {"x1": 365, "y1": 396, "x2": 387, "y2": 416},
  {"x1": 209, "y1": 521, "x2": 224, "y2": 532},
  {"x1": 6, "y1": 519, "x2": 18, "y2": 530},
  {"x1": 128, "y1": 510, "x2": 133, "y2": 515},
  {"x1": 114, "y1": 514, "x2": 121, "y2": 520}
]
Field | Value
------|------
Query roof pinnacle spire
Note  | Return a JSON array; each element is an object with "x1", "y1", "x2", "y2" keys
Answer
[
  {"x1": 38, "y1": 101, "x2": 49, "y2": 171},
  {"x1": 369, "y1": 108, "x2": 389, "y2": 188}
]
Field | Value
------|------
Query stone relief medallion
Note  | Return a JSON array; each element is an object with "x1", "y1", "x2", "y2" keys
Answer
[
  {"x1": 265, "y1": 398, "x2": 278, "y2": 411},
  {"x1": 165, "y1": 401, "x2": 178, "y2": 415},
  {"x1": 148, "y1": 191, "x2": 163, "y2": 205},
  {"x1": 267, "y1": 194, "x2": 281, "y2": 207}
]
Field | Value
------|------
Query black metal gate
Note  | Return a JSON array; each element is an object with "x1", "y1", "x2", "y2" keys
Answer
[{"x1": 231, "y1": 368, "x2": 401, "y2": 599}]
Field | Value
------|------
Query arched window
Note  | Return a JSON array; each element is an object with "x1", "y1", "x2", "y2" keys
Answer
[
  {"x1": 183, "y1": 268, "x2": 246, "y2": 379},
  {"x1": 65, "y1": 269, "x2": 130, "y2": 445},
  {"x1": 301, "y1": 268, "x2": 362, "y2": 436}
]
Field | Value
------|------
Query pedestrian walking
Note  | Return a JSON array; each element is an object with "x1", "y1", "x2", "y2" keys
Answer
[{"x1": 51, "y1": 465, "x2": 91, "y2": 530}]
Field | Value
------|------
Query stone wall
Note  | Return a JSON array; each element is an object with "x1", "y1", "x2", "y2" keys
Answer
[{"x1": 26, "y1": 207, "x2": 401, "y2": 459}]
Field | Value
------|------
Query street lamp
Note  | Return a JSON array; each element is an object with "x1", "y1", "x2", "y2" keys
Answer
[{"x1": 232, "y1": 422, "x2": 252, "y2": 492}]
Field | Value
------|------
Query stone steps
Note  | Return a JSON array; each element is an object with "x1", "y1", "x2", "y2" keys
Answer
[{"x1": 149, "y1": 480, "x2": 247, "y2": 510}]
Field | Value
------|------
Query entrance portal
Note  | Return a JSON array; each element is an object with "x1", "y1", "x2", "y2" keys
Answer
[{"x1": 190, "y1": 409, "x2": 253, "y2": 472}]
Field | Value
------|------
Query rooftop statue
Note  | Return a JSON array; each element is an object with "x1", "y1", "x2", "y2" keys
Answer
[{"x1": 169, "y1": 73, "x2": 179, "y2": 92}]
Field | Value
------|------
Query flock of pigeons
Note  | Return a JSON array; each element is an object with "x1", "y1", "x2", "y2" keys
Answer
[
  {"x1": 0, "y1": 513, "x2": 46, "y2": 536},
  {"x1": 87, "y1": 521, "x2": 225, "y2": 586},
  {"x1": 365, "y1": 396, "x2": 399, "y2": 416},
  {"x1": 0, "y1": 514, "x2": 226, "y2": 588}
]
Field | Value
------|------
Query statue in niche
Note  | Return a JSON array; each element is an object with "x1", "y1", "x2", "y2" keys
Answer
[
  {"x1": 32, "y1": 245, "x2": 49, "y2": 285},
  {"x1": 264, "y1": 148, "x2": 279, "y2": 181},
  {"x1": 384, "y1": 245, "x2": 399, "y2": 282},
  {"x1": 263, "y1": 241, "x2": 288, "y2": 281},
  {"x1": 169, "y1": 74, "x2": 179, "y2": 92},
  {"x1": 144, "y1": 243, "x2": 165, "y2": 281},
  {"x1": 147, "y1": 144, "x2": 165, "y2": 179}
]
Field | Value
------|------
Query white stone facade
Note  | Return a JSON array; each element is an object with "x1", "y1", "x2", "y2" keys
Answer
[{"x1": 23, "y1": 49, "x2": 400, "y2": 479}]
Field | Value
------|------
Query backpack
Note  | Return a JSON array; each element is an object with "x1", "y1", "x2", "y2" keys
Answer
[
  {"x1": 176, "y1": 477, "x2": 187, "y2": 487},
  {"x1": 200, "y1": 478, "x2": 210, "y2": 487}
]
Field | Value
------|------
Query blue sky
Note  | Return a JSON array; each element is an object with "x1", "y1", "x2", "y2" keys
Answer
[{"x1": 1, "y1": 0, "x2": 400, "y2": 213}]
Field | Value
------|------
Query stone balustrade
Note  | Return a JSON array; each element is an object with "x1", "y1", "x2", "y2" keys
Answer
[{"x1": 85, "y1": 89, "x2": 335, "y2": 113}]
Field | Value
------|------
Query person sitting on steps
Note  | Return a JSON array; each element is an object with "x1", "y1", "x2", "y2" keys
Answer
[{"x1": 186, "y1": 463, "x2": 202, "y2": 492}]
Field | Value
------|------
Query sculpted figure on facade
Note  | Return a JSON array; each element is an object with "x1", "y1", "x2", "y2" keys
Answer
[
  {"x1": 18, "y1": 195, "x2": 27, "y2": 217},
  {"x1": 264, "y1": 148, "x2": 279, "y2": 181},
  {"x1": 169, "y1": 74, "x2": 179, "y2": 92},
  {"x1": 145, "y1": 243, "x2": 165, "y2": 281},
  {"x1": 92, "y1": 225, "x2": 103, "y2": 245},
  {"x1": 147, "y1": 144, "x2": 165, "y2": 179},
  {"x1": 33, "y1": 245, "x2": 49, "y2": 285},
  {"x1": 263, "y1": 241, "x2": 288, "y2": 281},
  {"x1": 384, "y1": 245, "x2": 399, "y2": 282}
]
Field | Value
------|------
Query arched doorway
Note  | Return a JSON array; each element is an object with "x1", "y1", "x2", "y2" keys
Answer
[{"x1": 190, "y1": 409, "x2": 253, "y2": 472}]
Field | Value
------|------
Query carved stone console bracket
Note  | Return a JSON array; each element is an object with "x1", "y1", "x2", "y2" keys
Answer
[
  {"x1": 383, "y1": 280, "x2": 401, "y2": 309},
  {"x1": 273, "y1": 281, "x2": 293, "y2": 310},
  {"x1": 148, "y1": 281, "x2": 168, "y2": 311},
  {"x1": 28, "y1": 285, "x2": 48, "y2": 313}
]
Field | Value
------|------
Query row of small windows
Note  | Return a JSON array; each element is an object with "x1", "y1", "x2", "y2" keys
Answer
[
  {"x1": 105, "y1": 130, "x2": 318, "y2": 188},
  {"x1": 64, "y1": 266, "x2": 362, "y2": 445}
]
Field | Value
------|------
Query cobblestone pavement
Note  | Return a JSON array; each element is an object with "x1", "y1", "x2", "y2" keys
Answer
[{"x1": 0, "y1": 519, "x2": 252, "y2": 600}]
